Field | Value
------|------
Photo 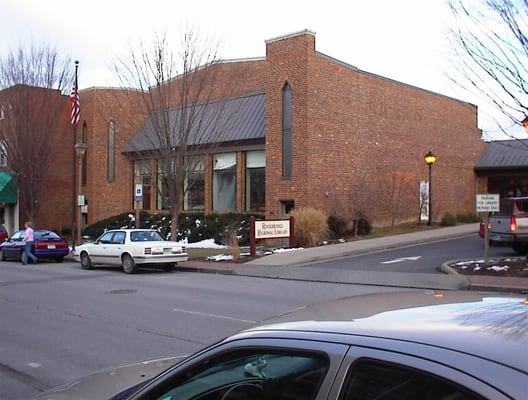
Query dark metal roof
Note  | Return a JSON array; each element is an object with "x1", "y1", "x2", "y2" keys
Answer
[
  {"x1": 475, "y1": 139, "x2": 528, "y2": 171},
  {"x1": 123, "y1": 92, "x2": 265, "y2": 154}
]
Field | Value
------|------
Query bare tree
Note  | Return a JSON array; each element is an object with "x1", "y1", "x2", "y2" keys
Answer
[
  {"x1": 116, "y1": 29, "x2": 234, "y2": 240},
  {"x1": 0, "y1": 42, "x2": 72, "y2": 222},
  {"x1": 378, "y1": 169, "x2": 415, "y2": 227},
  {"x1": 448, "y1": 0, "x2": 528, "y2": 136}
]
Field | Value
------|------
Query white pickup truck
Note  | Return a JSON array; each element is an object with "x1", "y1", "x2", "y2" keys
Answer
[{"x1": 485, "y1": 197, "x2": 528, "y2": 254}]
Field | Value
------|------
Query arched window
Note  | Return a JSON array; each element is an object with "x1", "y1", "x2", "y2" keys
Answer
[
  {"x1": 107, "y1": 121, "x2": 115, "y2": 182},
  {"x1": 282, "y1": 83, "x2": 292, "y2": 178}
]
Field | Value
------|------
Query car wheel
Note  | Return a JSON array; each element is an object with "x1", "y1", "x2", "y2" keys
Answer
[
  {"x1": 122, "y1": 254, "x2": 136, "y2": 274},
  {"x1": 163, "y1": 263, "x2": 175, "y2": 272},
  {"x1": 512, "y1": 243, "x2": 528, "y2": 255},
  {"x1": 80, "y1": 252, "x2": 93, "y2": 269}
]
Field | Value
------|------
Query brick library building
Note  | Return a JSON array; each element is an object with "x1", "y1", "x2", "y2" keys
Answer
[{"x1": 0, "y1": 30, "x2": 486, "y2": 237}]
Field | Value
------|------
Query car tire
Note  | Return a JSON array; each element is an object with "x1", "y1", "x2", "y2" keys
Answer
[
  {"x1": 122, "y1": 254, "x2": 136, "y2": 274},
  {"x1": 163, "y1": 263, "x2": 175, "y2": 272},
  {"x1": 80, "y1": 252, "x2": 93, "y2": 270},
  {"x1": 512, "y1": 243, "x2": 528, "y2": 255},
  {"x1": 1, "y1": 250, "x2": 6, "y2": 261}
]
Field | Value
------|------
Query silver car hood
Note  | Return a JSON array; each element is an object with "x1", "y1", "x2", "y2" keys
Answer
[{"x1": 35, "y1": 355, "x2": 186, "y2": 400}]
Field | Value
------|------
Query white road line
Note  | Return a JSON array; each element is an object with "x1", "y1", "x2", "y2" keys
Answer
[
  {"x1": 381, "y1": 256, "x2": 422, "y2": 264},
  {"x1": 172, "y1": 308, "x2": 255, "y2": 323}
]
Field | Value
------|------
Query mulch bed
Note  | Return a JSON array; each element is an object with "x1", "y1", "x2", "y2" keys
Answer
[{"x1": 448, "y1": 257, "x2": 528, "y2": 278}]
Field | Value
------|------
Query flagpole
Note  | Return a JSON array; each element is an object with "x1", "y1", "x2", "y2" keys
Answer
[{"x1": 72, "y1": 60, "x2": 79, "y2": 251}]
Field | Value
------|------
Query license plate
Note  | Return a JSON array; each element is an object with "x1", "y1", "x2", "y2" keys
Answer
[
  {"x1": 47, "y1": 244, "x2": 56, "y2": 249},
  {"x1": 163, "y1": 248, "x2": 172, "y2": 254}
]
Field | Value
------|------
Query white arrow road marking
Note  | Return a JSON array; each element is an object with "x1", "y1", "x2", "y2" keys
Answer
[{"x1": 381, "y1": 256, "x2": 422, "y2": 264}]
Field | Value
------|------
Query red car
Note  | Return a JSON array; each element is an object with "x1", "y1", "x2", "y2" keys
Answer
[{"x1": 0, "y1": 224, "x2": 8, "y2": 242}]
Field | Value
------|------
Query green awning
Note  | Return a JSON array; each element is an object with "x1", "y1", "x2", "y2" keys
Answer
[{"x1": 0, "y1": 172, "x2": 17, "y2": 204}]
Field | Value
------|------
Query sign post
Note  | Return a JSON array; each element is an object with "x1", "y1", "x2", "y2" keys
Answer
[
  {"x1": 476, "y1": 194, "x2": 500, "y2": 264},
  {"x1": 135, "y1": 181, "x2": 142, "y2": 228}
]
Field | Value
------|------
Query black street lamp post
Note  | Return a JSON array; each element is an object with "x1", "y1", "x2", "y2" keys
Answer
[
  {"x1": 424, "y1": 150, "x2": 437, "y2": 225},
  {"x1": 74, "y1": 142, "x2": 87, "y2": 246}
]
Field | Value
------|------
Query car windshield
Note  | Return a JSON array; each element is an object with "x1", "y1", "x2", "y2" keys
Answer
[
  {"x1": 130, "y1": 230, "x2": 166, "y2": 242},
  {"x1": 34, "y1": 231, "x2": 61, "y2": 240}
]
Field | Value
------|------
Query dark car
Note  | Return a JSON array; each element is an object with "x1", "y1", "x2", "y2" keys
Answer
[
  {"x1": 36, "y1": 290, "x2": 527, "y2": 400},
  {"x1": 0, "y1": 229, "x2": 70, "y2": 262}
]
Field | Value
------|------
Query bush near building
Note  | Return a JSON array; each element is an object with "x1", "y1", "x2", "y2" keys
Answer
[{"x1": 82, "y1": 211, "x2": 265, "y2": 246}]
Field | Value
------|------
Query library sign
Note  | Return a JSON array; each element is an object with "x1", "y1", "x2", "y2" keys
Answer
[
  {"x1": 249, "y1": 216, "x2": 296, "y2": 256},
  {"x1": 255, "y1": 220, "x2": 290, "y2": 239}
]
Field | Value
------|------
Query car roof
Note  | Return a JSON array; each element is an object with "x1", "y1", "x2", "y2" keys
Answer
[
  {"x1": 106, "y1": 229, "x2": 158, "y2": 232},
  {"x1": 238, "y1": 290, "x2": 528, "y2": 372}
]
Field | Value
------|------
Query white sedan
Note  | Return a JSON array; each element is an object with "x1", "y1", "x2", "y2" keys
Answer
[{"x1": 74, "y1": 229, "x2": 188, "y2": 273}]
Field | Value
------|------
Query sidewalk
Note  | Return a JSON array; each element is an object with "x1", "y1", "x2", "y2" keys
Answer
[{"x1": 177, "y1": 223, "x2": 528, "y2": 294}]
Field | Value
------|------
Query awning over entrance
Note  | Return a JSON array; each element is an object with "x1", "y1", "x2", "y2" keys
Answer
[{"x1": 0, "y1": 172, "x2": 17, "y2": 204}]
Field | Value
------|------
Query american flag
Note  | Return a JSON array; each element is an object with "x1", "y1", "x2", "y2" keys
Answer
[{"x1": 70, "y1": 86, "x2": 80, "y2": 126}]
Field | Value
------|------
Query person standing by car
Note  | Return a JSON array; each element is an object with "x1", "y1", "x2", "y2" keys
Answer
[{"x1": 22, "y1": 221, "x2": 38, "y2": 265}]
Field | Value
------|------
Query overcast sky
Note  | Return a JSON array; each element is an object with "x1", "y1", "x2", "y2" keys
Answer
[{"x1": 1, "y1": 0, "x2": 523, "y2": 140}]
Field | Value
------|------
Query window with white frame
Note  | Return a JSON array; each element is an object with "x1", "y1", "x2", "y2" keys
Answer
[
  {"x1": 134, "y1": 160, "x2": 151, "y2": 211},
  {"x1": 246, "y1": 150, "x2": 265, "y2": 212},
  {"x1": 0, "y1": 140, "x2": 7, "y2": 167},
  {"x1": 213, "y1": 153, "x2": 236, "y2": 212},
  {"x1": 184, "y1": 155, "x2": 205, "y2": 211}
]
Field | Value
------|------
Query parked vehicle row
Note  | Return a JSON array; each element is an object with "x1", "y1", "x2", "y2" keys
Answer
[{"x1": 0, "y1": 227, "x2": 189, "y2": 274}]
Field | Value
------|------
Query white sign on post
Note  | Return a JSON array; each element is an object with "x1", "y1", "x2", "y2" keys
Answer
[
  {"x1": 255, "y1": 220, "x2": 290, "y2": 239},
  {"x1": 135, "y1": 184, "x2": 143, "y2": 202},
  {"x1": 476, "y1": 194, "x2": 500, "y2": 213}
]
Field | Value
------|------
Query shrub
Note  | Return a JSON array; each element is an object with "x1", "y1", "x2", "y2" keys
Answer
[
  {"x1": 328, "y1": 215, "x2": 347, "y2": 239},
  {"x1": 289, "y1": 207, "x2": 329, "y2": 247},
  {"x1": 328, "y1": 215, "x2": 371, "y2": 238},
  {"x1": 352, "y1": 216, "x2": 372, "y2": 236},
  {"x1": 440, "y1": 213, "x2": 458, "y2": 226},
  {"x1": 81, "y1": 211, "x2": 264, "y2": 245},
  {"x1": 456, "y1": 213, "x2": 480, "y2": 223}
]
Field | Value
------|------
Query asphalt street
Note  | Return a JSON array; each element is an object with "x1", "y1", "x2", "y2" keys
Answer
[{"x1": 177, "y1": 223, "x2": 528, "y2": 293}]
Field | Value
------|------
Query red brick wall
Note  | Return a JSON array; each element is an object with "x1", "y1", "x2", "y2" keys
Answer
[
  {"x1": 39, "y1": 31, "x2": 484, "y2": 230},
  {"x1": 33, "y1": 92, "x2": 74, "y2": 234},
  {"x1": 264, "y1": 31, "x2": 485, "y2": 225},
  {"x1": 79, "y1": 88, "x2": 147, "y2": 225}
]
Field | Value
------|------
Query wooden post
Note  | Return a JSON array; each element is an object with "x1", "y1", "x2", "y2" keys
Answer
[
  {"x1": 249, "y1": 216, "x2": 256, "y2": 256},
  {"x1": 289, "y1": 216, "x2": 296, "y2": 248}
]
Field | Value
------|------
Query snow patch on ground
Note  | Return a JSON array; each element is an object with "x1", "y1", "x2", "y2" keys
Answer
[{"x1": 180, "y1": 239, "x2": 305, "y2": 262}]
